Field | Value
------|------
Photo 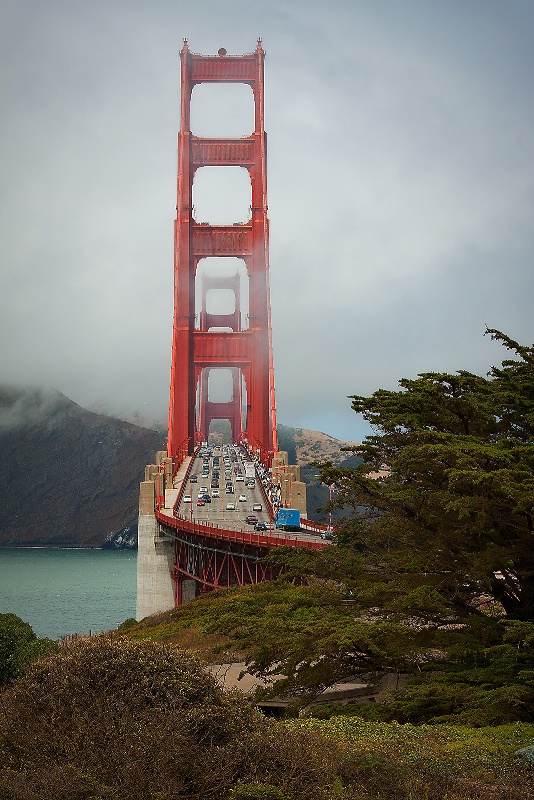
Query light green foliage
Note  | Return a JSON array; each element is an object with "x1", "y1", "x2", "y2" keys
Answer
[
  {"x1": 0, "y1": 612, "x2": 56, "y2": 686},
  {"x1": 292, "y1": 717, "x2": 534, "y2": 798},
  {"x1": 128, "y1": 579, "x2": 433, "y2": 702}
]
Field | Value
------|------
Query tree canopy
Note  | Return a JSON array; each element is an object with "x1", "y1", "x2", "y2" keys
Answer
[
  {"x1": 319, "y1": 328, "x2": 534, "y2": 623},
  {"x1": 163, "y1": 330, "x2": 534, "y2": 723}
]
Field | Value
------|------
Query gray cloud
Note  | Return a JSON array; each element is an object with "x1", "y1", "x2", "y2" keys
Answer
[{"x1": 1, "y1": 0, "x2": 533, "y2": 444}]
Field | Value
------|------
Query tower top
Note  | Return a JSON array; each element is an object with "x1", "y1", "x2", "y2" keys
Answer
[{"x1": 179, "y1": 40, "x2": 265, "y2": 59}]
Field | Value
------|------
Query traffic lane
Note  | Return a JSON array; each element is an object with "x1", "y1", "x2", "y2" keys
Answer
[
  {"x1": 179, "y1": 450, "x2": 327, "y2": 542},
  {"x1": 180, "y1": 451, "x2": 267, "y2": 524}
]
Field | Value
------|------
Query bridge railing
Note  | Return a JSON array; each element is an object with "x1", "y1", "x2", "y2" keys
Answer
[
  {"x1": 170, "y1": 443, "x2": 202, "y2": 514},
  {"x1": 155, "y1": 508, "x2": 328, "y2": 551},
  {"x1": 300, "y1": 518, "x2": 334, "y2": 534},
  {"x1": 169, "y1": 437, "x2": 193, "y2": 478}
]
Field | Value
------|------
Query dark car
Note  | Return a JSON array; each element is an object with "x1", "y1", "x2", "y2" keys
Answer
[
  {"x1": 200, "y1": 494, "x2": 211, "y2": 503},
  {"x1": 254, "y1": 522, "x2": 267, "y2": 532},
  {"x1": 245, "y1": 515, "x2": 258, "y2": 525}
]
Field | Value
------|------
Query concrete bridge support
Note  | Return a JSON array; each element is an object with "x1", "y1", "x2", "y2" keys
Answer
[
  {"x1": 136, "y1": 470, "x2": 175, "y2": 621},
  {"x1": 272, "y1": 452, "x2": 307, "y2": 515}
]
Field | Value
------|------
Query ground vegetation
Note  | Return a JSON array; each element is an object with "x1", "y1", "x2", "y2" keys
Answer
[{"x1": 1, "y1": 634, "x2": 533, "y2": 800}]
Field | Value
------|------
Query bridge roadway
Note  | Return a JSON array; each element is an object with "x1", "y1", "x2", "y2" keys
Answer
[{"x1": 158, "y1": 443, "x2": 328, "y2": 546}]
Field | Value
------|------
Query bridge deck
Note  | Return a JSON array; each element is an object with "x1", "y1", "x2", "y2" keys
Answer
[{"x1": 157, "y1": 444, "x2": 329, "y2": 551}]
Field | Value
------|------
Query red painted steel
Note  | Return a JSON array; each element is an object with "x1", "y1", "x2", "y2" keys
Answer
[
  {"x1": 155, "y1": 508, "x2": 328, "y2": 603},
  {"x1": 167, "y1": 40, "x2": 278, "y2": 467}
]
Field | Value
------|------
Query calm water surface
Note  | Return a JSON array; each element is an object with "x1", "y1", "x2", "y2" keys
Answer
[{"x1": 0, "y1": 548, "x2": 137, "y2": 640}]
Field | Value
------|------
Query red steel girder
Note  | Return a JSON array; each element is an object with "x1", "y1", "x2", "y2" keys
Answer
[
  {"x1": 154, "y1": 511, "x2": 328, "y2": 605},
  {"x1": 191, "y1": 137, "x2": 256, "y2": 168},
  {"x1": 193, "y1": 330, "x2": 253, "y2": 366},
  {"x1": 192, "y1": 224, "x2": 253, "y2": 258},
  {"x1": 199, "y1": 270, "x2": 241, "y2": 333},
  {"x1": 171, "y1": 532, "x2": 285, "y2": 602}
]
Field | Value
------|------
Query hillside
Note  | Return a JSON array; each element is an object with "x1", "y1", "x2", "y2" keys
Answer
[
  {"x1": 277, "y1": 424, "x2": 362, "y2": 523},
  {"x1": 0, "y1": 385, "x2": 165, "y2": 547},
  {"x1": 278, "y1": 423, "x2": 358, "y2": 466}
]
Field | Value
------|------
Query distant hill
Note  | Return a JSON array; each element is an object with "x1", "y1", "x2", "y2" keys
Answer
[
  {"x1": 0, "y1": 386, "x2": 165, "y2": 547},
  {"x1": 277, "y1": 424, "x2": 362, "y2": 523},
  {"x1": 277, "y1": 423, "x2": 359, "y2": 466},
  {"x1": 0, "y1": 386, "x2": 360, "y2": 547}
]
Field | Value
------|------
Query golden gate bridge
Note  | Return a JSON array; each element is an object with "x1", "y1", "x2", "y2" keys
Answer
[{"x1": 136, "y1": 41, "x2": 329, "y2": 620}]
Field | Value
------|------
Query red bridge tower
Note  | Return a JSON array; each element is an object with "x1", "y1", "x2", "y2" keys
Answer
[{"x1": 167, "y1": 40, "x2": 278, "y2": 467}]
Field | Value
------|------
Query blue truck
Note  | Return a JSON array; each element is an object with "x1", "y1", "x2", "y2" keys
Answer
[{"x1": 275, "y1": 508, "x2": 301, "y2": 531}]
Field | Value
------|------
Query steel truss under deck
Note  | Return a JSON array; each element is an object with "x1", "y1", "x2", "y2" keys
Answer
[{"x1": 169, "y1": 529, "x2": 284, "y2": 604}]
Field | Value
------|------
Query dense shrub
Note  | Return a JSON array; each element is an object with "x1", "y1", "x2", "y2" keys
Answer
[{"x1": 0, "y1": 636, "x2": 339, "y2": 800}]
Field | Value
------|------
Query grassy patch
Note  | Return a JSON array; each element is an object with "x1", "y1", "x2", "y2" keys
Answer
[{"x1": 287, "y1": 717, "x2": 534, "y2": 799}]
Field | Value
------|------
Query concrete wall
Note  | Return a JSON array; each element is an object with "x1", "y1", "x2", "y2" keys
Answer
[
  {"x1": 272, "y1": 453, "x2": 307, "y2": 515},
  {"x1": 135, "y1": 476, "x2": 175, "y2": 621}
]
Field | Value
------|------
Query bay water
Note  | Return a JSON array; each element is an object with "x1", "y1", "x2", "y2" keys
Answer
[{"x1": 0, "y1": 548, "x2": 137, "y2": 641}]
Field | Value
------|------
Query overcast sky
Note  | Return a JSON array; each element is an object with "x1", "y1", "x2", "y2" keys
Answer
[{"x1": 1, "y1": 0, "x2": 533, "y2": 442}]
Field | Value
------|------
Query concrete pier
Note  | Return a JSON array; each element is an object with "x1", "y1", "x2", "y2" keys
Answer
[{"x1": 135, "y1": 451, "x2": 190, "y2": 621}]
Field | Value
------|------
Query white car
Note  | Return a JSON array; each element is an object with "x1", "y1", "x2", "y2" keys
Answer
[
  {"x1": 183, "y1": 495, "x2": 192, "y2": 503},
  {"x1": 238, "y1": 494, "x2": 247, "y2": 502},
  {"x1": 199, "y1": 486, "x2": 208, "y2": 495},
  {"x1": 211, "y1": 489, "x2": 220, "y2": 497},
  {"x1": 252, "y1": 503, "x2": 262, "y2": 512},
  {"x1": 235, "y1": 475, "x2": 244, "y2": 482},
  {"x1": 226, "y1": 503, "x2": 236, "y2": 511}
]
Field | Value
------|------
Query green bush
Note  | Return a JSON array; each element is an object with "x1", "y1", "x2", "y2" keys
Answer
[
  {"x1": 0, "y1": 612, "x2": 56, "y2": 687},
  {"x1": 116, "y1": 616, "x2": 137, "y2": 631}
]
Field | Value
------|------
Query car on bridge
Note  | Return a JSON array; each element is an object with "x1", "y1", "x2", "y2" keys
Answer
[
  {"x1": 245, "y1": 515, "x2": 258, "y2": 525},
  {"x1": 255, "y1": 522, "x2": 267, "y2": 531},
  {"x1": 238, "y1": 494, "x2": 247, "y2": 502},
  {"x1": 252, "y1": 503, "x2": 262, "y2": 511},
  {"x1": 183, "y1": 495, "x2": 192, "y2": 503},
  {"x1": 226, "y1": 503, "x2": 236, "y2": 511},
  {"x1": 211, "y1": 489, "x2": 220, "y2": 497}
]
